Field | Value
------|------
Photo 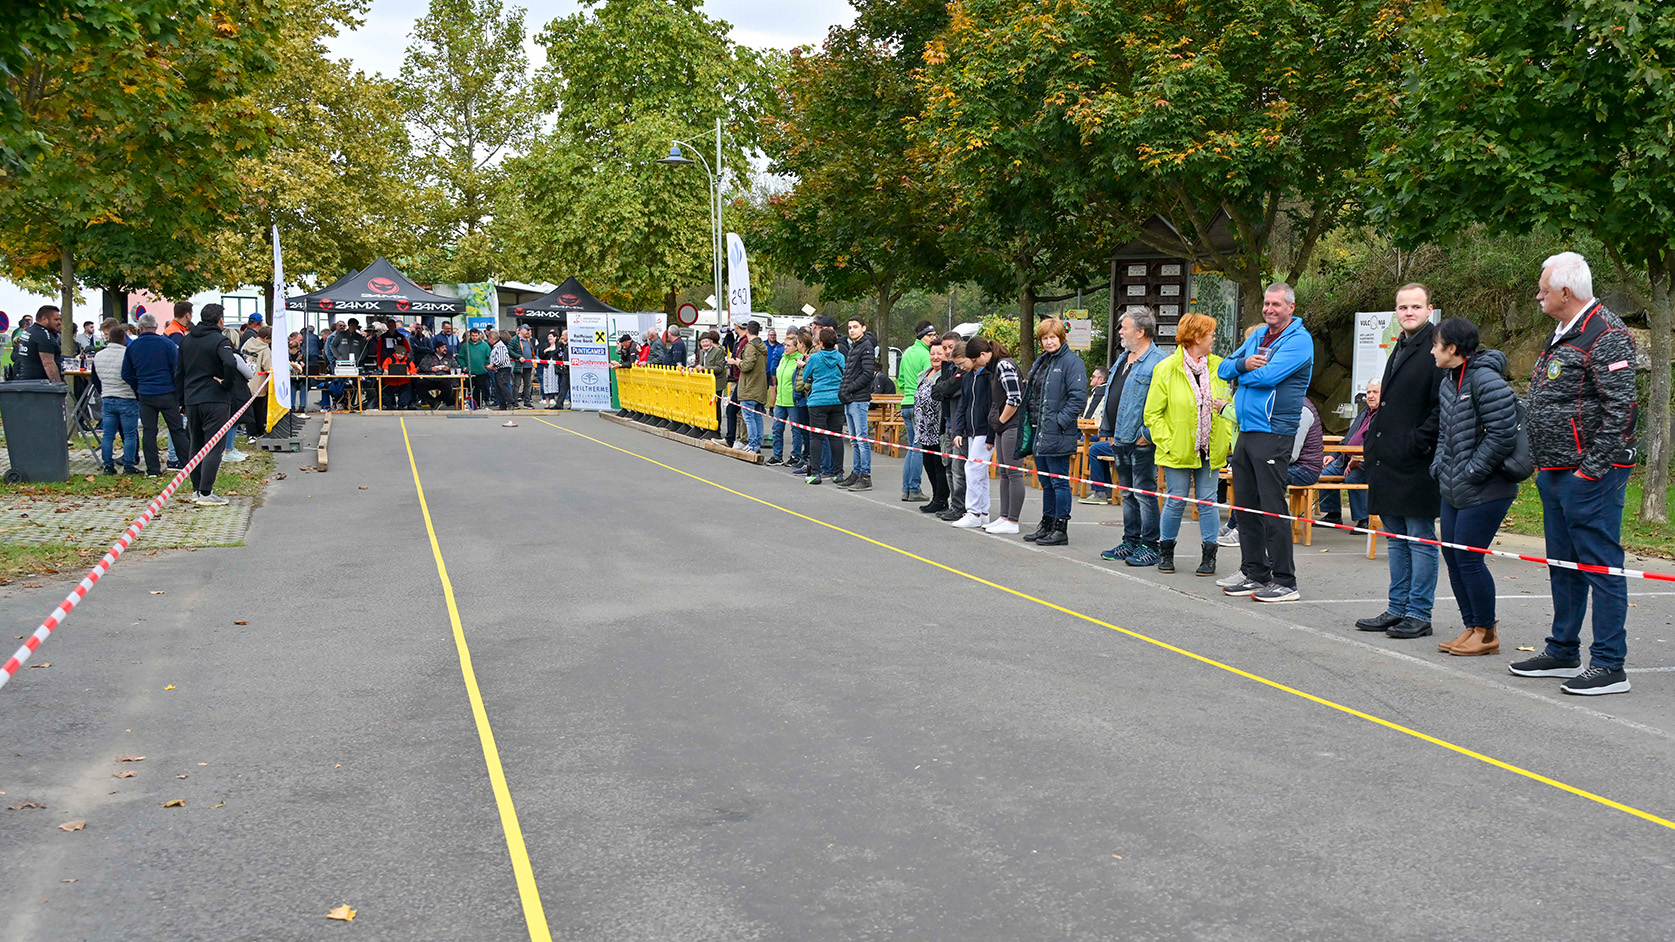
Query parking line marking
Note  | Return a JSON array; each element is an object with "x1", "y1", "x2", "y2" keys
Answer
[
  {"x1": 539, "y1": 418, "x2": 1675, "y2": 833},
  {"x1": 403, "y1": 419, "x2": 553, "y2": 942}
]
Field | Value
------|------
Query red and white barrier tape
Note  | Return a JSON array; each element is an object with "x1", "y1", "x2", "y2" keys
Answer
[
  {"x1": 1, "y1": 375, "x2": 271, "y2": 691},
  {"x1": 514, "y1": 357, "x2": 569, "y2": 368},
  {"x1": 720, "y1": 398, "x2": 1674, "y2": 584}
]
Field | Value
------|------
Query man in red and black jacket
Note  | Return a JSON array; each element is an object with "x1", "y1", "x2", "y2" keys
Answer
[
  {"x1": 381, "y1": 347, "x2": 415, "y2": 410},
  {"x1": 1509, "y1": 251, "x2": 1640, "y2": 696}
]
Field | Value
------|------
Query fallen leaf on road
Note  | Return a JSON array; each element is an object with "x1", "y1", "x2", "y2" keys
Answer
[
  {"x1": 326, "y1": 904, "x2": 356, "y2": 922},
  {"x1": 234, "y1": 621, "x2": 247, "y2": 625},
  {"x1": 176, "y1": 774, "x2": 188, "y2": 779},
  {"x1": 211, "y1": 801, "x2": 226, "y2": 809},
  {"x1": 1517, "y1": 646, "x2": 1536, "y2": 652},
  {"x1": 1112, "y1": 855, "x2": 1124, "y2": 860},
  {"x1": 197, "y1": 762, "x2": 207, "y2": 766},
  {"x1": 28, "y1": 663, "x2": 50, "y2": 668},
  {"x1": 115, "y1": 755, "x2": 145, "y2": 762},
  {"x1": 22, "y1": 583, "x2": 42, "y2": 588},
  {"x1": 58, "y1": 820, "x2": 86, "y2": 831},
  {"x1": 8, "y1": 802, "x2": 44, "y2": 810},
  {"x1": 113, "y1": 771, "x2": 136, "y2": 779},
  {"x1": 60, "y1": 879, "x2": 76, "y2": 883},
  {"x1": 357, "y1": 486, "x2": 367, "y2": 490},
  {"x1": 149, "y1": 590, "x2": 166, "y2": 595},
  {"x1": 163, "y1": 685, "x2": 175, "y2": 690},
  {"x1": 162, "y1": 799, "x2": 184, "y2": 808}
]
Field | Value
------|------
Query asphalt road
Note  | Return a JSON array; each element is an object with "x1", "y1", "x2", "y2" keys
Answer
[{"x1": 4, "y1": 412, "x2": 1675, "y2": 941}]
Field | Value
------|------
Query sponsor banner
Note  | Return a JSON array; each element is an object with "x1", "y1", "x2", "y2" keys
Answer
[
  {"x1": 268, "y1": 226, "x2": 291, "y2": 431},
  {"x1": 568, "y1": 313, "x2": 612, "y2": 411},
  {"x1": 726, "y1": 232, "x2": 752, "y2": 321},
  {"x1": 1353, "y1": 309, "x2": 1440, "y2": 399}
]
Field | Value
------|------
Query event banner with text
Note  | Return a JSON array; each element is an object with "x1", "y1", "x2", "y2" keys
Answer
[{"x1": 567, "y1": 312, "x2": 612, "y2": 411}]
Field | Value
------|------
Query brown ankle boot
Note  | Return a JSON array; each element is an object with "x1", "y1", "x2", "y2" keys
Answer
[
  {"x1": 1438, "y1": 627, "x2": 1474, "y2": 653},
  {"x1": 1450, "y1": 624, "x2": 1500, "y2": 657}
]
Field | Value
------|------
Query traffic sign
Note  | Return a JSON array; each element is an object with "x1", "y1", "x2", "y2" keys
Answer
[{"x1": 676, "y1": 302, "x2": 699, "y2": 326}]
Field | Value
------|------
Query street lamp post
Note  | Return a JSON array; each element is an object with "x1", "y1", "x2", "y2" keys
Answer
[{"x1": 657, "y1": 117, "x2": 726, "y2": 329}]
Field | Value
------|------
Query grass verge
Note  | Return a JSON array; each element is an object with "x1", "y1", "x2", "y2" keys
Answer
[
  {"x1": 0, "y1": 540, "x2": 99, "y2": 583},
  {"x1": 8, "y1": 447, "x2": 275, "y2": 500},
  {"x1": 1501, "y1": 474, "x2": 1675, "y2": 560}
]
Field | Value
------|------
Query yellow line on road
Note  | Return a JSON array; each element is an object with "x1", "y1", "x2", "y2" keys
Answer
[
  {"x1": 402, "y1": 419, "x2": 553, "y2": 942},
  {"x1": 538, "y1": 417, "x2": 1675, "y2": 833}
]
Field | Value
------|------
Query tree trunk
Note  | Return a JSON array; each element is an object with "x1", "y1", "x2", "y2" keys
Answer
[
  {"x1": 873, "y1": 280, "x2": 895, "y2": 377},
  {"x1": 59, "y1": 237, "x2": 75, "y2": 355},
  {"x1": 1233, "y1": 269, "x2": 1265, "y2": 330},
  {"x1": 1105, "y1": 256, "x2": 1118, "y2": 370},
  {"x1": 1018, "y1": 282, "x2": 1037, "y2": 373},
  {"x1": 1641, "y1": 268, "x2": 1672, "y2": 522},
  {"x1": 664, "y1": 287, "x2": 678, "y2": 322},
  {"x1": 263, "y1": 279, "x2": 277, "y2": 323}
]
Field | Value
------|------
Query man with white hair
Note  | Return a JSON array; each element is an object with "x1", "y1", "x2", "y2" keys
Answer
[{"x1": 1509, "y1": 251, "x2": 1640, "y2": 696}]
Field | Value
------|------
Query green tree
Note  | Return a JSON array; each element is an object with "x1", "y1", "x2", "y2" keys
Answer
[
  {"x1": 1372, "y1": 0, "x2": 1675, "y2": 520},
  {"x1": 208, "y1": 2, "x2": 420, "y2": 311},
  {"x1": 1047, "y1": 0, "x2": 1404, "y2": 324},
  {"x1": 0, "y1": 0, "x2": 281, "y2": 352},
  {"x1": 399, "y1": 0, "x2": 534, "y2": 282},
  {"x1": 758, "y1": 17, "x2": 948, "y2": 351},
  {"x1": 498, "y1": 0, "x2": 770, "y2": 313},
  {"x1": 917, "y1": 0, "x2": 1120, "y2": 371}
]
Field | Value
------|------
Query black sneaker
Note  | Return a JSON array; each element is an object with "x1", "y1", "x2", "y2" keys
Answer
[
  {"x1": 937, "y1": 508, "x2": 964, "y2": 521},
  {"x1": 102, "y1": 465, "x2": 117, "y2": 475},
  {"x1": 1508, "y1": 654, "x2": 1584, "y2": 678},
  {"x1": 765, "y1": 456, "x2": 783, "y2": 466},
  {"x1": 1222, "y1": 578, "x2": 1264, "y2": 597},
  {"x1": 1386, "y1": 617, "x2": 1432, "y2": 639},
  {"x1": 1354, "y1": 611, "x2": 1403, "y2": 632},
  {"x1": 1560, "y1": 666, "x2": 1631, "y2": 696},
  {"x1": 1253, "y1": 582, "x2": 1300, "y2": 603},
  {"x1": 834, "y1": 473, "x2": 857, "y2": 489},
  {"x1": 848, "y1": 473, "x2": 872, "y2": 492}
]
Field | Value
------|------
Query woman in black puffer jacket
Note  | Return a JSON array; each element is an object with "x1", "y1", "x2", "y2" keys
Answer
[{"x1": 1429, "y1": 317, "x2": 1520, "y2": 657}]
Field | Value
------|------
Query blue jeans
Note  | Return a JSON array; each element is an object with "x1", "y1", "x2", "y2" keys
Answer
[
  {"x1": 1317, "y1": 456, "x2": 1367, "y2": 521},
  {"x1": 900, "y1": 405, "x2": 923, "y2": 493},
  {"x1": 1088, "y1": 439, "x2": 1116, "y2": 495},
  {"x1": 1114, "y1": 442, "x2": 1159, "y2": 544},
  {"x1": 1161, "y1": 464, "x2": 1220, "y2": 543},
  {"x1": 1440, "y1": 496, "x2": 1514, "y2": 630},
  {"x1": 844, "y1": 401, "x2": 872, "y2": 474},
  {"x1": 742, "y1": 400, "x2": 764, "y2": 449},
  {"x1": 1039, "y1": 454, "x2": 1072, "y2": 518},
  {"x1": 291, "y1": 384, "x2": 307, "y2": 412},
  {"x1": 101, "y1": 397, "x2": 139, "y2": 470},
  {"x1": 772, "y1": 405, "x2": 805, "y2": 461},
  {"x1": 1382, "y1": 514, "x2": 1439, "y2": 620},
  {"x1": 1538, "y1": 467, "x2": 1631, "y2": 670}
]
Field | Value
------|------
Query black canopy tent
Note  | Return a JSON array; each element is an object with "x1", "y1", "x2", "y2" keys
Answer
[
  {"x1": 286, "y1": 257, "x2": 469, "y2": 326},
  {"x1": 502, "y1": 276, "x2": 625, "y2": 332}
]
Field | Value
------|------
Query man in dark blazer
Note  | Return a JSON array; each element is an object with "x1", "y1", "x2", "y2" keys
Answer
[{"x1": 1355, "y1": 284, "x2": 1445, "y2": 640}]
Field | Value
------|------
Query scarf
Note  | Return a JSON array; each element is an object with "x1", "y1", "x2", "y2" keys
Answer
[{"x1": 1184, "y1": 351, "x2": 1213, "y2": 455}]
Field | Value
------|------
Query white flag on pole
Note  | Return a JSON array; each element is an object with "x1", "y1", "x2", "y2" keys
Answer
[
  {"x1": 269, "y1": 225, "x2": 291, "y2": 428},
  {"x1": 726, "y1": 232, "x2": 752, "y2": 318}
]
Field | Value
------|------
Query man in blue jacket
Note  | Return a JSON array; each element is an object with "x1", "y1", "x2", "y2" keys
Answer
[
  {"x1": 121, "y1": 313, "x2": 190, "y2": 477},
  {"x1": 1217, "y1": 283, "x2": 1315, "y2": 602},
  {"x1": 1092, "y1": 310, "x2": 1167, "y2": 566}
]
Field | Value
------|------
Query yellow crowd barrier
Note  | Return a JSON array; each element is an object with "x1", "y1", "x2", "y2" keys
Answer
[{"x1": 615, "y1": 364, "x2": 719, "y2": 432}]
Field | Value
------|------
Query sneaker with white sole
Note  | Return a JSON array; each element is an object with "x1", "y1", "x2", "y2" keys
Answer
[
  {"x1": 1253, "y1": 582, "x2": 1301, "y2": 603},
  {"x1": 1216, "y1": 524, "x2": 1240, "y2": 547},
  {"x1": 1559, "y1": 666, "x2": 1631, "y2": 696},
  {"x1": 1215, "y1": 570, "x2": 1248, "y2": 588},
  {"x1": 222, "y1": 449, "x2": 248, "y2": 463},
  {"x1": 1221, "y1": 577, "x2": 1263, "y2": 597},
  {"x1": 1507, "y1": 653, "x2": 1584, "y2": 678},
  {"x1": 1078, "y1": 492, "x2": 1112, "y2": 505},
  {"x1": 951, "y1": 512, "x2": 989, "y2": 528},
  {"x1": 193, "y1": 492, "x2": 229, "y2": 507},
  {"x1": 983, "y1": 517, "x2": 1020, "y2": 534}
]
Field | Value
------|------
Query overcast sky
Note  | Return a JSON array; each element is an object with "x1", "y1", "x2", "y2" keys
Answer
[
  {"x1": 0, "y1": 0, "x2": 855, "y2": 324},
  {"x1": 325, "y1": 0, "x2": 855, "y2": 78}
]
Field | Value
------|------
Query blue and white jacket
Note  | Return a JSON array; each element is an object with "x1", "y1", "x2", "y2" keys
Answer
[{"x1": 1217, "y1": 318, "x2": 1315, "y2": 435}]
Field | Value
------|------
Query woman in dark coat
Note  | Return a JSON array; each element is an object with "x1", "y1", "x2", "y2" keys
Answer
[
  {"x1": 1429, "y1": 318, "x2": 1520, "y2": 657},
  {"x1": 1358, "y1": 291, "x2": 1446, "y2": 639},
  {"x1": 1022, "y1": 317, "x2": 1088, "y2": 545}
]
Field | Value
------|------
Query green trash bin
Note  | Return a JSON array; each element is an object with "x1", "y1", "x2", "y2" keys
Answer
[{"x1": 0, "y1": 380, "x2": 70, "y2": 483}]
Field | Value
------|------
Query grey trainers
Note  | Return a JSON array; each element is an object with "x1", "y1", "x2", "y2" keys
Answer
[
  {"x1": 192, "y1": 492, "x2": 229, "y2": 507},
  {"x1": 1222, "y1": 578, "x2": 1264, "y2": 597},
  {"x1": 1560, "y1": 666, "x2": 1631, "y2": 696},
  {"x1": 1253, "y1": 582, "x2": 1300, "y2": 603}
]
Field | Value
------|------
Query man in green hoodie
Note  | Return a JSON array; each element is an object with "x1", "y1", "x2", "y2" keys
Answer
[
  {"x1": 895, "y1": 321, "x2": 937, "y2": 501},
  {"x1": 461, "y1": 327, "x2": 491, "y2": 408}
]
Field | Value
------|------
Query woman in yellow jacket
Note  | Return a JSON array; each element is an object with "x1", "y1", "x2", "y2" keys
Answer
[{"x1": 1142, "y1": 312, "x2": 1234, "y2": 575}]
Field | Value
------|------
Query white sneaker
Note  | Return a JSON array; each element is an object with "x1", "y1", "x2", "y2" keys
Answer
[
  {"x1": 1217, "y1": 525, "x2": 1240, "y2": 547},
  {"x1": 951, "y1": 512, "x2": 989, "y2": 528},
  {"x1": 983, "y1": 517, "x2": 1020, "y2": 534},
  {"x1": 1215, "y1": 570, "x2": 1247, "y2": 588},
  {"x1": 222, "y1": 449, "x2": 248, "y2": 463},
  {"x1": 193, "y1": 492, "x2": 229, "y2": 507}
]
